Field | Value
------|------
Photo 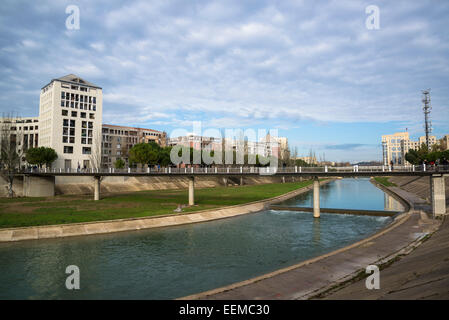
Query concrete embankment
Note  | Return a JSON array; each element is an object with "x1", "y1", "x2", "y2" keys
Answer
[
  {"x1": 182, "y1": 179, "x2": 441, "y2": 300},
  {"x1": 388, "y1": 176, "x2": 449, "y2": 208},
  {"x1": 0, "y1": 174, "x2": 304, "y2": 197},
  {"x1": 0, "y1": 179, "x2": 331, "y2": 243}
]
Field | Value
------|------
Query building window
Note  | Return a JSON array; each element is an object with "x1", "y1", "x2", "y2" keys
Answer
[
  {"x1": 63, "y1": 136, "x2": 68, "y2": 143},
  {"x1": 71, "y1": 111, "x2": 77, "y2": 117},
  {"x1": 61, "y1": 100, "x2": 65, "y2": 107},
  {"x1": 64, "y1": 146, "x2": 74, "y2": 154},
  {"x1": 82, "y1": 147, "x2": 91, "y2": 155},
  {"x1": 81, "y1": 112, "x2": 86, "y2": 118},
  {"x1": 70, "y1": 120, "x2": 75, "y2": 127},
  {"x1": 63, "y1": 119, "x2": 69, "y2": 127},
  {"x1": 62, "y1": 110, "x2": 68, "y2": 116},
  {"x1": 61, "y1": 92, "x2": 65, "y2": 99},
  {"x1": 89, "y1": 113, "x2": 95, "y2": 119}
]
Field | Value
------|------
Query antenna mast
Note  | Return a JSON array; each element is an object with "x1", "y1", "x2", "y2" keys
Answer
[{"x1": 422, "y1": 89, "x2": 432, "y2": 151}]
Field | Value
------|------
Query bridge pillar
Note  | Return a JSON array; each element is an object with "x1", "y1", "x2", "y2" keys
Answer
[
  {"x1": 431, "y1": 175, "x2": 446, "y2": 217},
  {"x1": 94, "y1": 176, "x2": 101, "y2": 201},
  {"x1": 188, "y1": 176, "x2": 195, "y2": 206},
  {"x1": 223, "y1": 177, "x2": 228, "y2": 187},
  {"x1": 240, "y1": 176, "x2": 243, "y2": 186},
  {"x1": 313, "y1": 177, "x2": 320, "y2": 218},
  {"x1": 23, "y1": 175, "x2": 55, "y2": 197}
]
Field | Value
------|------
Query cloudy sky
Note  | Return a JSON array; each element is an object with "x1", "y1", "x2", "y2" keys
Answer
[{"x1": 1, "y1": 0, "x2": 448, "y2": 162}]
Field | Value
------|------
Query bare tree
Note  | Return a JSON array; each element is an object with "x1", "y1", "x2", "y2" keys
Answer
[
  {"x1": 89, "y1": 126, "x2": 104, "y2": 171},
  {"x1": 0, "y1": 114, "x2": 23, "y2": 197}
]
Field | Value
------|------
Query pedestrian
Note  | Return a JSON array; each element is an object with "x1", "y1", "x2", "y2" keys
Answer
[{"x1": 390, "y1": 160, "x2": 394, "y2": 171}]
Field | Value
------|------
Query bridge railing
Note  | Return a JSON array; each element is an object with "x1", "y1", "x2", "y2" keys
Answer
[{"x1": 21, "y1": 164, "x2": 449, "y2": 174}]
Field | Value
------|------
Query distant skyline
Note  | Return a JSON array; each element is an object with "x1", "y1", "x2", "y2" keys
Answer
[{"x1": 1, "y1": 0, "x2": 448, "y2": 162}]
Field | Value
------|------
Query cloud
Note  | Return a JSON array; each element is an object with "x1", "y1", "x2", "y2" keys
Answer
[{"x1": 0, "y1": 0, "x2": 448, "y2": 162}]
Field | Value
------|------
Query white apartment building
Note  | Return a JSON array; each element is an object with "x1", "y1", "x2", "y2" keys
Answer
[
  {"x1": 38, "y1": 74, "x2": 103, "y2": 169},
  {"x1": 0, "y1": 116, "x2": 39, "y2": 166}
]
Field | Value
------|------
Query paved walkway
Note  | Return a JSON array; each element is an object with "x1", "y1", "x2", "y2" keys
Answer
[
  {"x1": 321, "y1": 218, "x2": 449, "y2": 299},
  {"x1": 182, "y1": 185, "x2": 441, "y2": 300}
]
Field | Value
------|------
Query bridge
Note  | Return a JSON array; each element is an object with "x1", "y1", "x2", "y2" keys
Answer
[{"x1": 17, "y1": 165, "x2": 449, "y2": 217}]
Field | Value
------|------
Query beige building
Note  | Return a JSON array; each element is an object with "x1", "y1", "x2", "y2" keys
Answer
[
  {"x1": 382, "y1": 132, "x2": 440, "y2": 165},
  {"x1": 382, "y1": 132, "x2": 410, "y2": 165},
  {"x1": 295, "y1": 156, "x2": 318, "y2": 165},
  {"x1": 401, "y1": 135, "x2": 437, "y2": 163},
  {"x1": 38, "y1": 75, "x2": 103, "y2": 170},
  {"x1": 102, "y1": 124, "x2": 166, "y2": 167}
]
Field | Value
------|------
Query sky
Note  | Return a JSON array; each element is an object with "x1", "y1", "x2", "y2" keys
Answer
[{"x1": 1, "y1": 0, "x2": 448, "y2": 163}]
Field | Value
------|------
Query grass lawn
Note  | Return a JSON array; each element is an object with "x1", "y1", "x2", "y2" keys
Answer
[
  {"x1": 374, "y1": 177, "x2": 397, "y2": 187},
  {"x1": 0, "y1": 180, "x2": 314, "y2": 228}
]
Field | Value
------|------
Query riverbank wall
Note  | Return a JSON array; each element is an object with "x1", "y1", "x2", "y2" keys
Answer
[{"x1": 0, "y1": 174, "x2": 306, "y2": 197}]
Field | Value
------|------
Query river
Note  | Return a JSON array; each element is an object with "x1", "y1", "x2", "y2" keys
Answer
[{"x1": 0, "y1": 178, "x2": 403, "y2": 299}]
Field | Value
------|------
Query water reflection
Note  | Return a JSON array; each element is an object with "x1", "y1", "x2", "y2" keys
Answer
[
  {"x1": 312, "y1": 219, "x2": 321, "y2": 245},
  {"x1": 384, "y1": 193, "x2": 404, "y2": 211}
]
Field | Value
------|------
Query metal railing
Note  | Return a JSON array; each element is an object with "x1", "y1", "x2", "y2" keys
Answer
[{"x1": 21, "y1": 164, "x2": 449, "y2": 175}]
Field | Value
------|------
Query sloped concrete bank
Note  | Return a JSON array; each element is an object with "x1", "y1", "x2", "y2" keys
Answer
[
  {"x1": 0, "y1": 175, "x2": 305, "y2": 197},
  {"x1": 181, "y1": 179, "x2": 441, "y2": 300},
  {"x1": 0, "y1": 179, "x2": 332, "y2": 243}
]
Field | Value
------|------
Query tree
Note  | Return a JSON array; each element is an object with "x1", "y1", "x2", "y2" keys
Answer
[
  {"x1": 114, "y1": 158, "x2": 125, "y2": 169},
  {"x1": 25, "y1": 147, "x2": 57, "y2": 168},
  {"x1": 89, "y1": 128, "x2": 103, "y2": 170},
  {"x1": 405, "y1": 149, "x2": 420, "y2": 165},
  {"x1": 0, "y1": 114, "x2": 23, "y2": 198},
  {"x1": 129, "y1": 142, "x2": 160, "y2": 167},
  {"x1": 158, "y1": 146, "x2": 172, "y2": 166}
]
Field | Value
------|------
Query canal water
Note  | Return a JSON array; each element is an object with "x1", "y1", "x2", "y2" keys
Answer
[{"x1": 0, "y1": 178, "x2": 403, "y2": 299}]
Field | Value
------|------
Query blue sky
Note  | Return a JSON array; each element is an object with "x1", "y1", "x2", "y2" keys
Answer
[{"x1": 1, "y1": 0, "x2": 448, "y2": 162}]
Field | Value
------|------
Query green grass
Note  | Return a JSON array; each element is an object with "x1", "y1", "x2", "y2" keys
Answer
[
  {"x1": 374, "y1": 177, "x2": 397, "y2": 187},
  {"x1": 0, "y1": 180, "x2": 314, "y2": 229}
]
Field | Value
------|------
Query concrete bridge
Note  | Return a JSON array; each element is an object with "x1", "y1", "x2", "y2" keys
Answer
[{"x1": 17, "y1": 165, "x2": 449, "y2": 217}]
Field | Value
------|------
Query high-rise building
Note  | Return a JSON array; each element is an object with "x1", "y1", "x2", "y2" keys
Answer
[
  {"x1": 38, "y1": 75, "x2": 103, "y2": 169},
  {"x1": 381, "y1": 132, "x2": 410, "y2": 165}
]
